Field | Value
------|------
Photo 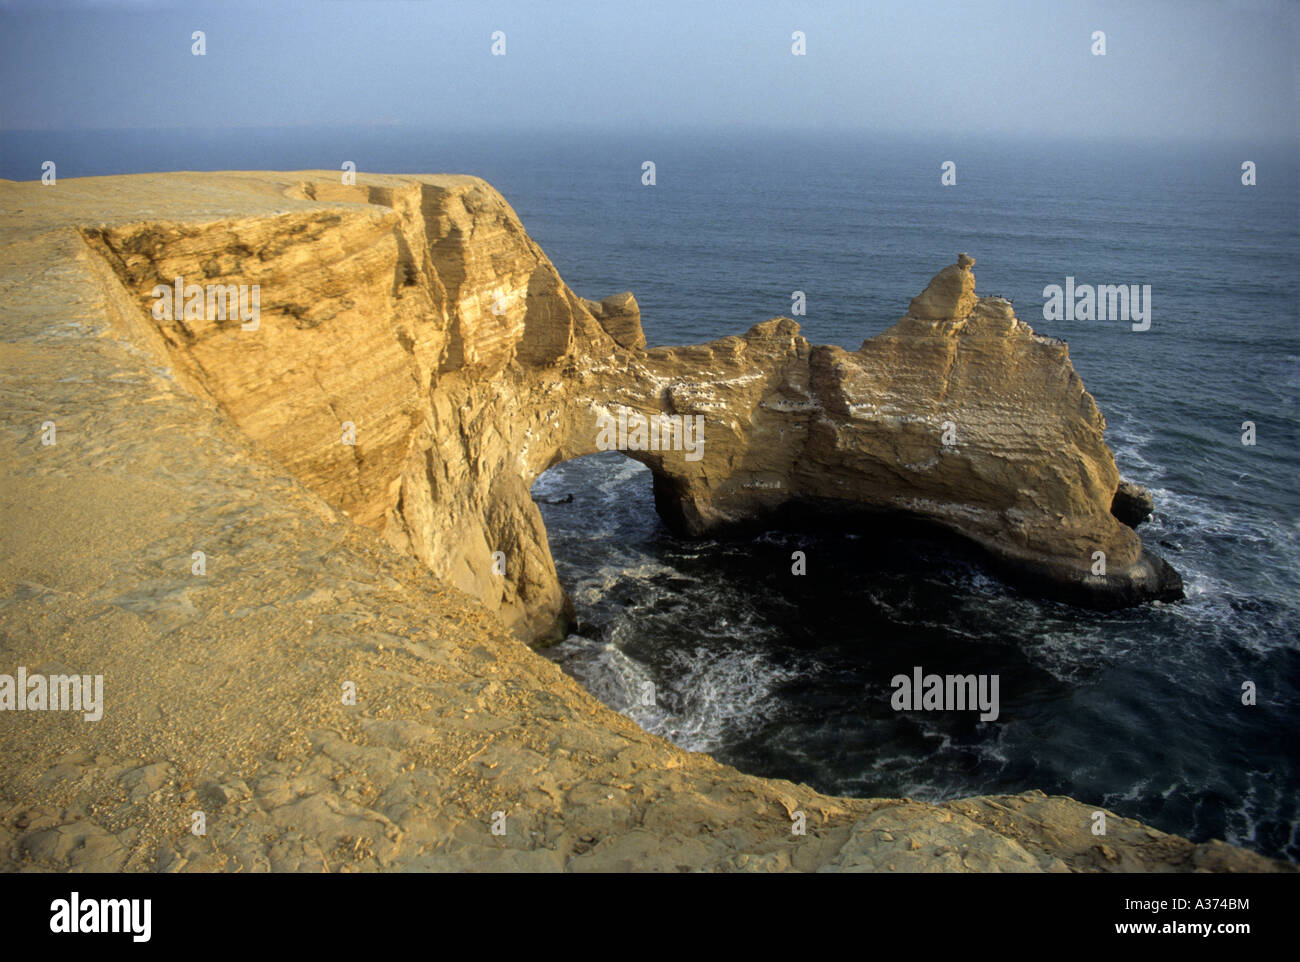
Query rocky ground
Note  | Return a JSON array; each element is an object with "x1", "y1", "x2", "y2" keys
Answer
[{"x1": 0, "y1": 173, "x2": 1286, "y2": 872}]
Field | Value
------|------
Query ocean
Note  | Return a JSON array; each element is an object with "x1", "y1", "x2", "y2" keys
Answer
[{"x1": 5, "y1": 126, "x2": 1296, "y2": 860}]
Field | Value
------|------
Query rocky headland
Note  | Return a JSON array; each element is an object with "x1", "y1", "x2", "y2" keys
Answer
[
  {"x1": 71, "y1": 172, "x2": 1179, "y2": 643},
  {"x1": 0, "y1": 171, "x2": 1276, "y2": 873}
]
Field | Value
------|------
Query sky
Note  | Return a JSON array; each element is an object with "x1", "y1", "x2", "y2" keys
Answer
[{"x1": 0, "y1": 0, "x2": 1295, "y2": 144}]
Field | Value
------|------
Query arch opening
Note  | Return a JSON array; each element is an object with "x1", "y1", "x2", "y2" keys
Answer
[{"x1": 527, "y1": 451, "x2": 1078, "y2": 802}]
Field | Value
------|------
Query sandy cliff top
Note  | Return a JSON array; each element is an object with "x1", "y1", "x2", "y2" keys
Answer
[{"x1": 0, "y1": 171, "x2": 1274, "y2": 872}]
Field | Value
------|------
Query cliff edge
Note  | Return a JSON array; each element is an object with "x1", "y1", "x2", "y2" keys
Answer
[
  {"x1": 0, "y1": 171, "x2": 1263, "y2": 873},
  {"x1": 60, "y1": 171, "x2": 1178, "y2": 644}
]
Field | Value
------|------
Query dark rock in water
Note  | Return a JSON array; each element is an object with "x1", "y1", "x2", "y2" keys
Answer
[
  {"x1": 1160, "y1": 539, "x2": 1183, "y2": 552},
  {"x1": 1112, "y1": 480, "x2": 1155, "y2": 528},
  {"x1": 533, "y1": 493, "x2": 574, "y2": 505}
]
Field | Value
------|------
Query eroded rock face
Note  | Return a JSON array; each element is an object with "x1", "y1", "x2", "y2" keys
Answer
[
  {"x1": 0, "y1": 171, "x2": 1275, "y2": 874},
  {"x1": 77, "y1": 172, "x2": 1180, "y2": 643}
]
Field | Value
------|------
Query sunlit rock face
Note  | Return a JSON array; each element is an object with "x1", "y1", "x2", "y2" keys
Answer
[{"x1": 78, "y1": 172, "x2": 1179, "y2": 643}]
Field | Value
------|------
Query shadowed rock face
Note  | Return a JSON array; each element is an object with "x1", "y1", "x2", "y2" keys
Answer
[
  {"x1": 1112, "y1": 479, "x2": 1156, "y2": 528},
  {"x1": 74, "y1": 172, "x2": 1179, "y2": 643}
]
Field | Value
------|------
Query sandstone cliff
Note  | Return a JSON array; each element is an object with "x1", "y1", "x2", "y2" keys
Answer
[
  {"x1": 67, "y1": 171, "x2": 1178, "y2": 645},
  {"x1": 0, "y1": 171, "x2": 1250, "y2": 874}
]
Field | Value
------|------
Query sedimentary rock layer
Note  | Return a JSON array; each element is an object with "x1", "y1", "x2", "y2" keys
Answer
[
  {"x1": 1, "y1": 171, "x2": 1247, "y2": 874},
  {"x1": 61, "y1": 172, "x2": 1180, "y2": 644}
]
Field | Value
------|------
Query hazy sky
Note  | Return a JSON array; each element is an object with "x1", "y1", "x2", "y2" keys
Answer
[{"x1": 1, "y1": 0, "x2": 1295, "y2": 143}]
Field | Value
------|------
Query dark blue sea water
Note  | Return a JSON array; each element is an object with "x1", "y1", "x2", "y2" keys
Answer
[{"x1": 6, "y1": 127, "x2": 1296, "y2": 860}]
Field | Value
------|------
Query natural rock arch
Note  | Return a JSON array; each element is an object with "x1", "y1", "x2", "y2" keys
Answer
[{"x1": 79, "y1": 171, "x2": 1181, "y2": 644}]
